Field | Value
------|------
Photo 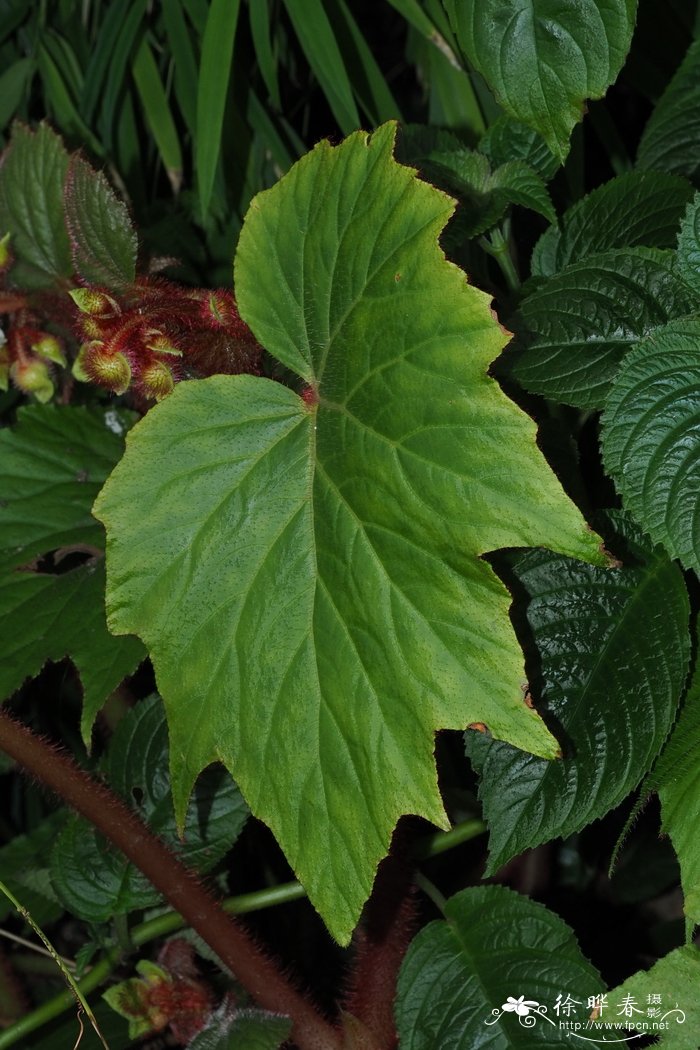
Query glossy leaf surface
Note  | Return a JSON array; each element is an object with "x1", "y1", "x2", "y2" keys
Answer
[
  {"x1": 95, "y1": 123, "x2": 604, "y2": 942},
  {"x1": 395, "y1": 885, "x2": 601, "y2": 1047},
  {"x1": 468, "y1": 516, "x2": 689, "y2": 874},
  {"x1": 676, "y1": 192, "x2": 700, "y2": 298},
  {"x1": 188, "y1": 1008, "x2": 292, "y2": 1050},
  {"x1": 510, "y1": 248, "x2": 695, "y2": 409},
  {"x1": 444, "y1": 0, "x2": 636, "y2": 161},
  {"x1": 602, "y1": 318, "x2": 700, "y2": 572}
]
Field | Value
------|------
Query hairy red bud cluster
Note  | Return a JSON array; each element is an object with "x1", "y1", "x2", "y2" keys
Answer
[
  {"x1": 70, "y1": 279, "x2": 262, "y2": 401},
  {"x1": 0, "y1": 293, "x2": 66, "y2": 402}
]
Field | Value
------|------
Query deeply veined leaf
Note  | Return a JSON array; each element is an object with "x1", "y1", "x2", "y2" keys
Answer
[
  {"x1": 468, "y1": 515, "x2": 689, "y2": 875},
  {"x1": 0, "y1": 405, "x2": 144, "y2": 736},
  {"x1": 0, "y1": 122, "x2": 72, "y2": 289},
  {"x1": 63, "y1": 154, "x2": 137, "y2": 288},
  {"x1": 95, "y1": 123, "x2": 604, "y2": 943},
  {"x1": 606, "y1": 947, "x2": 700, "y2": 1047},
  {"x1": 531, "y1": 172, "x2": 694, "y2": 278},
  {"x1": 420, "y1": 148, "x2": 555, "y2": 236},
  {"x1": 644, "y1": 653, "x2": 700, "y2": 927},
  {"x1": 676, "y1": 192, "x2": 700, "y2": 299},
  {"x1": 188, "y1": 1008, "x2": 292, "y2": 1050},
  {"x1": 602, "y1": 318, "x2": 700, "y2": 573},
  {"x1": 637, "y1": 40, "x2": 700, "y2": 184},
  {"x1": 0, "y1": 812, "x2": 65, "y2": 926},
  {"x1": 395, "y1": 885, "x2": 602, "y2": 1048},
  {"x1": 509, "y1": 248, "x2": 696, "y2": 409},
  {"x1": 51, "y1": 697, "x2": 248, "y2": 923},
  {"x1": 443, "y1": 0, "x2": 637, "y2": 162},
  {"x1": 479, "y1": 115, "x2": 560, "y2": 182}
]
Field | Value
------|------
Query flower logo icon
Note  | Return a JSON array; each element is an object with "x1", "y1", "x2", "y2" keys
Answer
[{"x1": 501, "y1": 995, "x2": 540, "y2": 1017}]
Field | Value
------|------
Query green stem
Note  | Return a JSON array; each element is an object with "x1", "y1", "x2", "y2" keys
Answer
[
  {"x1": 413, "y1": 817, "x2": 485, "y2": 858},
  {"x1": 479, "y1": 225, "x2": 520, "y2": 293},
  {"x1": 414, "y1": 873, "x2": 447, "y2": 915}
]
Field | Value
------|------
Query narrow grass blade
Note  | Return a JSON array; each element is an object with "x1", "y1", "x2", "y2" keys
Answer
[
  {"x1": 329, "y1": 0, "x2": 402, "y2": 124},
  {"x1": 249, "y1": 0, "x2": 281, "y2": 109},
  {"x1": 132, "y1": 35, "x2": 184, "y2": 194},
  {"x1": 281, "y1": 0, "x2": 360, "y2": 134},
  {"x1": 162, "y1": 0, "x2": 198, "y2": 135},
  {"x1": 195, "y1": 0, "x2": 242, "y2": 219}
]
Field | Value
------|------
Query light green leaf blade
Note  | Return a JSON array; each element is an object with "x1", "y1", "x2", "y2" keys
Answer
[
  {"x1": 510, "y1": 248, "x2": 696, "y2": 408},
  {"x1": 443, "y1": 0, "x2": 637, "y2": 162},
  {"x1": 637, "y1": 40, "x2": 700, "y2": 185},
  {"x1": 64, "y1": 154, "x2": 137, "y2": 288},
  {"x1": 602, "y1": 318, "x2": 700, "y2": 572},
  {"x1": 95, "y1": 123, "x2": 604, "y2": 943},
  {"x1": 468, "y1": 515, "x2": 690, "y2": 875},
  {"x1": 0, "y1": 122, "x2": 72, "y2": 289},
  {"x1": 395, "y1": 885, "x2": 602, "y2": 1048},
  {"x1": 195, "y1": 0, "x2": 241, "y2": 219},
  {"x1": 645, "y1": 653, "x2": 700, "y2": 927},
  {"x1": 676, "y1": 191, "x2": 700, "y2": 299},
  {"x1": 531, "y1": 171, "x2": 694, "y2": 278},
  {"x1": 607, "y1": 947, "x2": 700, "y2": 1048}
]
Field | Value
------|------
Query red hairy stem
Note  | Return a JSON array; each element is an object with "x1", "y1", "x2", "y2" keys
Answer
[
  {"x1": 343, "y1": 827, "x2": 419, "y2": 1048},
  {"x1": 0, "y1": 708, "x2": 341, "y2": 1050}
]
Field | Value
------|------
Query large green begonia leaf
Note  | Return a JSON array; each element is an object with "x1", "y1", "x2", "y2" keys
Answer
[
  {"x1": 94, "y1": 123, "x2": 604, "y2": 943},
  {"x1": 443, "y1": 0, "x2": 637, "y2": 162},
  {"x1": 602, "y1": 318, "x2": 700, "y2": 573},
  {"x1": 395, "y1": 885, "x2": 602, "y2": 1048},
  {"x1": 606, "y1": 947, "x2": 700, "y2": 1047},
  {"x1": 468, "y1": 515, "x2": 689, "y2": 875}
]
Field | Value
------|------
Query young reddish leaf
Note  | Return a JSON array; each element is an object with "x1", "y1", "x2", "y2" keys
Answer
[
  {"x1": 95, "y1": 123, "x2": 604, "y2": 943},
  {"x1": 64, "y1": 153, "x2": 137, "y2": 289}
]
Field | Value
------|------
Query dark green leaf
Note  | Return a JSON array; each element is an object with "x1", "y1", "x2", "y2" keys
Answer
[
  {"x1": 602, "y1": 318, "x2": 700, "y2": 572},
  {"x1": 95, "y1": 124, "x2": 604, "y2": 943},
  {"x1": 64, "y1": 154, "x2": 137, "y2": 289},
  {"x1": 396, "y1": 885, "x2": 602, "y2": 1047},
  {"x1": 637, "y1": 40, "x2": 700, "y2": 185},
  {"x1": 0, "y1": 59, "x2": 33, "y2": 132},
  {"x1": 468, "y1": 515, "x2": 689, "y2": 874},
  {"x1": 479, "y1": 115, "x2": 560, "y2": 181},
  {"x1": 188, "y1": 1007, "x2": 292, "y2": 1050},
  {"x1": 509, "y1": 248, "x2": 695, "y2": 409},
  {"x1": 423, "y1": 149, "x2": 555, "y2": 236},
  {"x1": 131, "y1": 35, "x2": 183, "y2": 192},
  {"x1": 0, "y1": 812, "x2": 65, "y2": 926},
  {"x1": 0, "y1": 563, "x2": 144, "y2": 740},
  {"x1": 444, "y1": 0, "x2": 637, "y2": 161},
  {"x1": 0, "y1": 122, "x2": 72, "y2": 288},
  {"x1": 50, "y1": 696, "x2": 248, "y2": 922},
  {"x1": 0, "y1": 405, "x2": 144, "y2": 735},
  {"x1": 531, "y1": 172, "x2": 694, "y2": 277},
  {"x1": 644, "y1": 651, "x2": 700, "y2": 926},
  {"x1": 676, "y1": 191, "x2": 700, "y2": 299}
]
